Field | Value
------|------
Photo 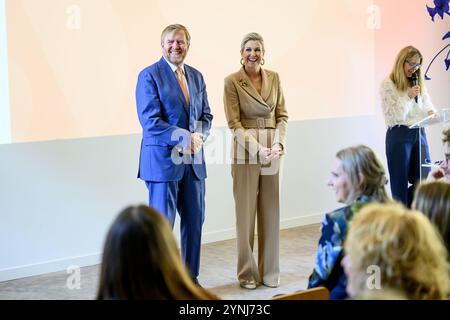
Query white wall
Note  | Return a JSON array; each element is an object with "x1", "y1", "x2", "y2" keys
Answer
[
  {"x1": 0, "y1": 0, "x2": 11, "y2": 145},
  {"x1": 1, "y1": 114, "x2": 446, "y2": 282}
]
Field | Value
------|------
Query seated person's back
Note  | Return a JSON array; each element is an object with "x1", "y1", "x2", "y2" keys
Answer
[
  {"x1": 413, "y1": 181, "x2": 450, "y2": 254},
  {"x1": 97, "y1": 205, "x2": 218, "y2": 300}
]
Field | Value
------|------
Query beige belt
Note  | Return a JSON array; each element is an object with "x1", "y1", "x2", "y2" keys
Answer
[{"x1": 240, "y1": 118, "x2": 276, "y2": 129}]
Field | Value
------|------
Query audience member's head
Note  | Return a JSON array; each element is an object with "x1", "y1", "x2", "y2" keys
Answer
[
  {"x1": 413, "y1": 181, "x2": 450, "y2": 253},
  {"x1": 97, "y1": 205, "x2": 217, "y2": 300},
  {"x1": 329, "y1": 145, "x2": 389, "y2": 205},
  {"x1": 444, "y1": 127, "x2": 450, "y2": 144},
  {"x1": 342, "y1": 203, "x2": 449, "y2": 300},
  {"x1": 440, "y1": 127, "x2": 450, "y2": 175},
  {"x1": 427, "y1": 128, "x2": 450, "y2": 181}
]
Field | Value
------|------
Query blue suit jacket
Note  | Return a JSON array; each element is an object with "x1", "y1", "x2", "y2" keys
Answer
[{"x1": 136, "y1": 57, "x2": 213, "y2": 182}]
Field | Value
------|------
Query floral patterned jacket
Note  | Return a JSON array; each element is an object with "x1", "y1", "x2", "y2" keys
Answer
[{"x1": 307, "y1": 195, "x2": 373, "y2": 296}]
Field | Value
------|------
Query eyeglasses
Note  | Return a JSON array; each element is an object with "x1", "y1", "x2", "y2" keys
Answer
[{"x1": 405, "y1": 60, "x2": 422, "y2": 69}]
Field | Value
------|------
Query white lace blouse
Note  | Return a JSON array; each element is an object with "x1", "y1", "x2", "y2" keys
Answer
[{"x1": 380, "y1": 77, "x2": 436, "y2": 128}]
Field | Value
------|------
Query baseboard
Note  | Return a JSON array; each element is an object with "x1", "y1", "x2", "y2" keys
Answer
[
  {"x1": 202, "y1": 212, "x2": 323, "y2": 243},
  {"x1": 280, "y1": 213, "x2": 323, "y2": 229},
  {"x1": 0, "y1": 253, "x2": 101, "y2": 282},
  {"x1": 0, "y1": 213, "x2": 323, "y2": 282},
  {"x1": 202, "y1": 227, "x2": 236, "y2": 244}
]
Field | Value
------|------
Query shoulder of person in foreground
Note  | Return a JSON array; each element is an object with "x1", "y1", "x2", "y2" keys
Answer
[{"x1": 354, "y1": 287, "x2": 408, "y2": 300}]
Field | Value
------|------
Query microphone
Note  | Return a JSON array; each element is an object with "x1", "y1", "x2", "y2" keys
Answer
[{"x1": 411, "y1": 72, "x2": 418, "y2": 103}]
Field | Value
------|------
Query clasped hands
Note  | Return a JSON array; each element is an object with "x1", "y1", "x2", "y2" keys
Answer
[
  {"x1": 258, "y1": 144, "x2": 283, "y2": 164},
  {"x1": 177, "y1": 132, "x2": 204, "y2": 155}
]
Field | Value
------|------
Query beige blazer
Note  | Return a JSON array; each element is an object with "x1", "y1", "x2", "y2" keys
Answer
[{"x1": 224, "y1": 67, "x2": 288, "y2": 161}]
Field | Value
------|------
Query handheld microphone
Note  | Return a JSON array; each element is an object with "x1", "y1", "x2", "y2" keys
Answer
[{"x1": 411, "y1": 72, "x2": 418, "y2": 103}]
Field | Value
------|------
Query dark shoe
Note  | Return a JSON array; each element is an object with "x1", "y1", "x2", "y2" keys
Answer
[{"x1": 192, "y1": 278, "x2": 203, "y2": 288}]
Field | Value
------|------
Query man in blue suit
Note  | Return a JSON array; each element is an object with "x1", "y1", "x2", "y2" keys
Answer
[{"x1": 135, "y1": 24, "x2": 213, "y2": 285}]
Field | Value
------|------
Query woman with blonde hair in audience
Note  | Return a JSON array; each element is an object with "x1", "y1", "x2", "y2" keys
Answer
[
  {"x1": 413, "y1": 181, "x2": 450, "y2": 253},
  {"x1": 342, "y1": 203, "x2": 449, "y2": 300},
  {"x1": 97, "y1": 205, "x2": 218, "y2": 300},
  {"x1": 308, "y1": 145, "x2": 390, "y2": 299}
]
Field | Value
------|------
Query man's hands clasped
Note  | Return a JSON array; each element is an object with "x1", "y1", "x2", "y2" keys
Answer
[{"x1": 180, "y1": 132, "x2": 204, "y2": 155}]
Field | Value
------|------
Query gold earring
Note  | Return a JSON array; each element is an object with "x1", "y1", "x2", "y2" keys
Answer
[
  {"x1": 240, "y1": 58, "x2": 245, "y2": 66},
  {"x1": 260, "y1": 58, "x2": 265, "y2": 66}
]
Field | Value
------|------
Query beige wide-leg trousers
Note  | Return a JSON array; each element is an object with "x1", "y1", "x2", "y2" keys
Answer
[{"x1": 231, "y1": 161, "x2": 280, "y2": 286}]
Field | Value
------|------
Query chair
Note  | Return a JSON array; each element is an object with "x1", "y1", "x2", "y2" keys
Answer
[{"x1": 272, "y1": 287, "x2": 330, "y2": 300}]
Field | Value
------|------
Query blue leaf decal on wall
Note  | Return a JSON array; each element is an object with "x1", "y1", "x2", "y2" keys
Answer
[
  {"x1": 427, "y1": 4, "x2": 437, "y2": 21},
  {"x1": 427, "y1": 0, "x2": 450, "y2": 21},
  {"x1": 424, "y1": 1, "x2": 450, "y2": 80},
  {"x1": 443, "y1": 31, "x2": 450, "y2": 40},
  {"x1": 424, "y1": 44, "x2": 450, "y2": 80}
]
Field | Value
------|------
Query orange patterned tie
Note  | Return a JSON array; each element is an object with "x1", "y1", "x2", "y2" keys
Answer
[{"x1": 176, "y1": 67, "x2": 190, "y2": 107}]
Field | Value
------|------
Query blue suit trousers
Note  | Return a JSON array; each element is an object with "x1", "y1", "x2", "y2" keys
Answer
[{"x1": 146, "y1": 164, "x2": 205, "y2": 279}]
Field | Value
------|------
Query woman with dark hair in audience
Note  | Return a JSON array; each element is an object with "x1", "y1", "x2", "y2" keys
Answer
[
  {"x1": 97, "y1": 205, "x2": 218, "y2": 299},
  {"x1": 307, "y1": 145, "x2": 390, "y2": 299},
  {"x1": 413, "y1": 181, "x2": 450, "y2": 254},
  {"x1": 342, "y1": 203, "x2": 449, "y2": 300}
]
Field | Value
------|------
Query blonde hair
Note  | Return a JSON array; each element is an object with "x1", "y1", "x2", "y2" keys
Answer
[
  {"x1": 240, "y1": 32, "x2": 265, "y2": 53},
  {"x1": 160, "y1": 24, "x2": 191, "y2": 46},
  {"x1": 345, "y1": 203, "x2": 450, "y2": 300},
  {"x1": 336, "y1": 145, "x2": 389, "y2": 204},
  {"x1": 413, "y1": 181, "x2": 450, "y2": 253},
  {"x1": 389, "y1": 46, "x2": 424, "y2": 94}
]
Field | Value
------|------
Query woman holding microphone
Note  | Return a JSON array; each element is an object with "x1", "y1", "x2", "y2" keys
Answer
[{"x1": 380, "y1": 46, "x2": 436, "y2": 207}]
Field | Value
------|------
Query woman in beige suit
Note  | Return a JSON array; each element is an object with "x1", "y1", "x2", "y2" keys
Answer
[{"x1": 223, "y1": 32, "x2": 288, "y2": 289}]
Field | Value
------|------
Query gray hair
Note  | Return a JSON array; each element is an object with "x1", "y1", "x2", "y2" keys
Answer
[
  {"x1": 160, "y1": 24, "x2": 191, "y2": 46},
  {"x1": 240, "y1": 32, "x2": 265, "y2": 53}
]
